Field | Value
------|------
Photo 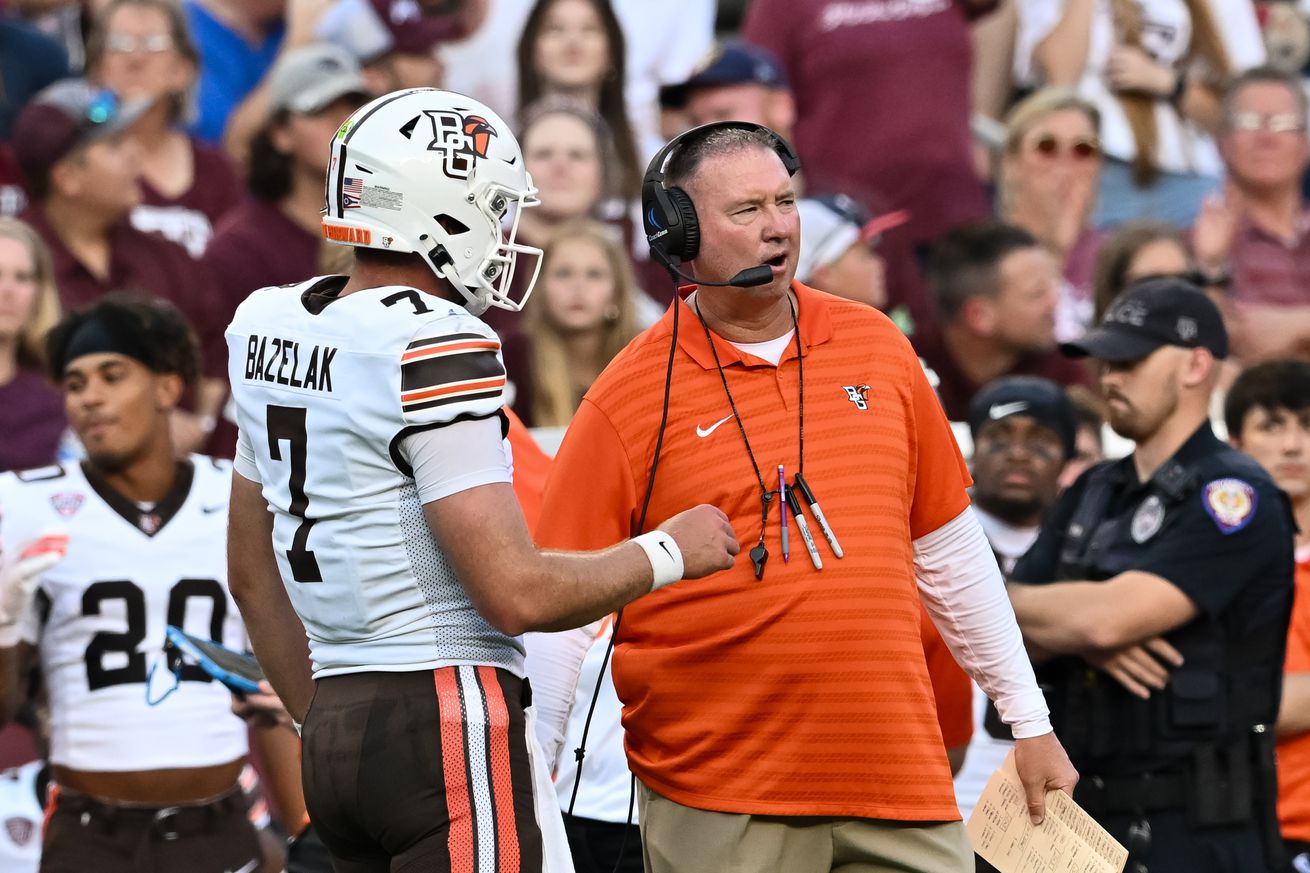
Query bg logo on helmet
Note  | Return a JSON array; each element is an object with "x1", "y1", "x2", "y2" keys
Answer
[{"x1": 423, "y1": 111, "x2": 497, "y2": 180}]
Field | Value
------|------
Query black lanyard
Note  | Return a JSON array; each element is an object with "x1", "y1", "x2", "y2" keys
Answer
[{"x1": 694, "y1": 295, "x2": 804, "y2": 579}]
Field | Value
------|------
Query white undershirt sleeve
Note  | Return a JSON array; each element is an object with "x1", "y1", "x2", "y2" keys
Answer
[
  {"x1": 400, "y1": 416, "x2": 513, "y2": 505},
  {"x1": 913, "y1": 506, "x2": 1052, "y2": 739},
  {"x1": 523, "y1": 622, "x2": 599, "y2": 772},
  {"x1": 233, "y1": 427, "x2": 260, "y2": 483}
]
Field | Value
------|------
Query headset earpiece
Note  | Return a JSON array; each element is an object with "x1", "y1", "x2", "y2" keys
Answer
[{"x1": 665, "y1": 188, "x2": 700, "y2": 262}]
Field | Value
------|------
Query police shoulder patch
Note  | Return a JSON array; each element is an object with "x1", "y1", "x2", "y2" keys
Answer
[{"x1": 1202, "y1": 478, "x2": 1257, "y2": 535}]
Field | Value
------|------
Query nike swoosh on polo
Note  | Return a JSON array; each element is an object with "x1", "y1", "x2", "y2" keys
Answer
[
  {"x1": 225, "y1": 859, "x2": 259, "y2": 873},
  {"x1": 989, "y1": 401, "x2": 1030, "y2": 420},
  {"x1": 696, "y1": 414, "x2": 734, "y2": 438},
  {"x1": 201, "y1": 504, "x2": 226, "y2": 514}
]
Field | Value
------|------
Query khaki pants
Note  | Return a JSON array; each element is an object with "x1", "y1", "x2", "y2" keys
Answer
[{"x1": 638, "y1": 782, "x2": 972, "y2": 873}]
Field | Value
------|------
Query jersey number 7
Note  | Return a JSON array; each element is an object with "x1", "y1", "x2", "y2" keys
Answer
[{"x1": 267, "y1": 405, "x2": 322, "y2": 583}]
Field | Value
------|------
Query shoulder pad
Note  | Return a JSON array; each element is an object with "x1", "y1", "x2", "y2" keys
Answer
[{"x1": 12, "y1": 465, "x2": 66, "y2": 483}]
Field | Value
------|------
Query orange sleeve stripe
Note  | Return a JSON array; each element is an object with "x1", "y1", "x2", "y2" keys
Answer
[
  {"x1": 403, "y1": 340, "x2": 500, "y2": 362},
  {"x1": 401, "y1": 376, "x2": 506, "y2": 403}
]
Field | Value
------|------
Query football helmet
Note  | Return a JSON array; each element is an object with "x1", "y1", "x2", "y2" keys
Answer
[{"x1": 322, "y1": 88, "x2": 542, "y2": 315}]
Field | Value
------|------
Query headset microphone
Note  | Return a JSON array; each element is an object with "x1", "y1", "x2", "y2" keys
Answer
[{"x1": 661, "y1": 260, "x2": 775, "y2": 289}]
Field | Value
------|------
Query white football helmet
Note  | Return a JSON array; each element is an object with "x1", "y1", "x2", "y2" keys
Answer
[{"x1": 321, "y1": 88, "x2": 542, "y2": 315}]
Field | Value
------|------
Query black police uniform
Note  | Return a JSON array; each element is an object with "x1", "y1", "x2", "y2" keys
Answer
[{"x1": 1009, "y1": 424, "x2": 1295, "y2": 873}]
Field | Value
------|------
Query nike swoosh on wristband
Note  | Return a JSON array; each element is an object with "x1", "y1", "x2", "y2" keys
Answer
[
  {"x1": 989, "y1": 401, "x2": 1030, "y2": 420},
  {"x1": 696, "y1": 414, "x2": 734, "y2": 438}
]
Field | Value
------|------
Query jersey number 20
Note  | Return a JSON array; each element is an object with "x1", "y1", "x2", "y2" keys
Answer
[{"x1": 83, "y1": 578, "x2": 226, "y2": 691}]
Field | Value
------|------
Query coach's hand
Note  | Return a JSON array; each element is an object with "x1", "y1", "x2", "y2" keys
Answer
[
  {"x1": 659, "y1": 505, "x2": 739, "y2": 579},
  {"x1": 1014, "y1": 731, "x2": 1079, "y2": 825}
]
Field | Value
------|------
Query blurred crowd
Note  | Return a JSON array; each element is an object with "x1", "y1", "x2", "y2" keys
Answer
[
  {"x1": 3, "y1": 0, "x2": 1310, "y2": 467},
  {"x1": 3, "y1": 0, "x2": 1310, "y2": 867}
]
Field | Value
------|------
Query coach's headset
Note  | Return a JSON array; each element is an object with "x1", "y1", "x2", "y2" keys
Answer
[{"x1": 566, "y1": 122, "x2": 801, "y2": 861}]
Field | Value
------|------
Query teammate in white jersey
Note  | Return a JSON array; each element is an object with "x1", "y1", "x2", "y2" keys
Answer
[
  {"x1": 224, "y1": 87, "x2": 738, "y2": 873},
  {"x1": 0, "y1": 756, "x2": 45, "y2": 873},
  {"x1": 0, "y1": 295, "x2": 297, "y2": 873}
]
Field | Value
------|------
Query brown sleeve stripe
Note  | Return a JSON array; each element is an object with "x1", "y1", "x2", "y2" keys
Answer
[{"x1": 402, "y1": 347, "x2": 504, "y2": 395}]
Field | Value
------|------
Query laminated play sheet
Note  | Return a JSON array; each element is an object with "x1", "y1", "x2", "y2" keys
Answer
[{"x1": 967, "y1": 750, "x2": 1128, "y2": 873}]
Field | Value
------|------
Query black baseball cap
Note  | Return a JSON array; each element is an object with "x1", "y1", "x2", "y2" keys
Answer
[
  {"x1": 659, "y1": 41, "x2": 788, "y2": 109},
  {"x1": 1060, "y1": 278, "x2": 1228, "y2": 363},
  {"x1": 968, "y1": 376, "x2": 1078, "y2": 460}
]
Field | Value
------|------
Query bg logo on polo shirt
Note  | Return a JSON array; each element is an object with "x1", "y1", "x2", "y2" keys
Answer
[{"x1": 843, "y1": 384, "x2": 871, "y2": 410}]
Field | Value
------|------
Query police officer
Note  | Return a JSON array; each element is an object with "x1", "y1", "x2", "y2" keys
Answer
[{"x1": 1004, "y1": 278, "x2": 1295, "y2": 873}]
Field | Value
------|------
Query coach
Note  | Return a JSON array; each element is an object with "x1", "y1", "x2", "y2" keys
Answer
[{"x1": 534, "y1": 123, "x2": 1077, "y2": 872}]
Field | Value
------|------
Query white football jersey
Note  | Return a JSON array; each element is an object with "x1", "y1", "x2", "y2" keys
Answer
[
  {"x1": 225, "y1": 276, "x2": 522, "y2": 679},
  {"x1": 0, "y1": 459, "x2": 248, "y2": 772},
  {"x1": 0, "y1": 760, "x2": 42, "y2": 873}
]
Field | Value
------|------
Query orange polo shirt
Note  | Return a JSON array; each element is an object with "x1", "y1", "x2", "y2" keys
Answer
[
  {"x1": 1278, "y1": 549, "x2": 1310, "y2": 842},
  {"x1": 535, "y1": 282, "x2": 972, "y2": 820}
]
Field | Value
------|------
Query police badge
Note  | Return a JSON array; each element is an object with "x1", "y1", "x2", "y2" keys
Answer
[{"x1": 1131, "y1": 495, "x2": 1165, "y2": 543}]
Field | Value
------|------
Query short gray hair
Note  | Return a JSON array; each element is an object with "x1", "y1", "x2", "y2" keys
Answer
[
  {"x1": 665, "y1": 126, "x2": 783, "y2": 190},
  {"x1": 1222, "y1": 65, "x2": 1309, "y2": 130}
]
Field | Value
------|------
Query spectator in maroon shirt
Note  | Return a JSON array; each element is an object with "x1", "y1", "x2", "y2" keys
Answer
[
  {"x1": 0, "y1": 217, "x2": 65, "y2": 472},
  {"x1": 202, "y1": 43, "x2": 369, "y2": 457},
  {"x1": 316, "y1": 0, "x2": 480, "y2": 93},
  {"x1": 503, "y1": 219, "x2": 640, "y2": 427},
  {"x1": 10, "y1": 79, "x2": 226, "y2": 452},
  {"x1": 87, "y1": 0, "x2": 243, "y2": 258},
  {"x1": 485, "y1": 97, "x2": 646, "y2": 337},
  {"x1": 204, "y1": 44, "x2": 370, "y2": 322},
  {"x1": 914, "y1": 219, "x2": 1092, "y2": 420},
  {"x1": 517, "y1": 0, "x2": 641, "y2": 201},
  {"x1": 0, "y1": 144, "x2": 25, "y2": 218},
  {"x1": 1091, "y1": 220, "x2": 1193, "y2": 320},
  {"x1": 657, "y1": 40, "x2": 796, "y2": 146},
  {"x1": 743, "y1": 0, "x2": 994, "y2": 249},
  {"x1": 1194, "y1": 66, "x2": 1310, "y2": 363},
  {"x1": 999, "y1": 88, "x2": 1105, "y2": 343}
]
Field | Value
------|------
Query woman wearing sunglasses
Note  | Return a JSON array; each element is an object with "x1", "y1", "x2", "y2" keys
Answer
[
  {"x1": 1000, "y1": 89, "x2": 1105, "y2": 341},
  {"x1": 1015, "y1": 0, "x2": 1265, "y2": 227}
]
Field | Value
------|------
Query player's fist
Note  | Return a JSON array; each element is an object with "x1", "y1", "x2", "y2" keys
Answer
[
  {"x1": 658, "y1": 504, "x2": 739, "y2": 580},
  {"x1": 0, "y1": 529, "x2": 69, "y2": 635}
]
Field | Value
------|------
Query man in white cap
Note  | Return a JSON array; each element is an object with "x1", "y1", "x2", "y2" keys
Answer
[{"x1": 795, "y1": 193, "x2": 907, "y2": 311}]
